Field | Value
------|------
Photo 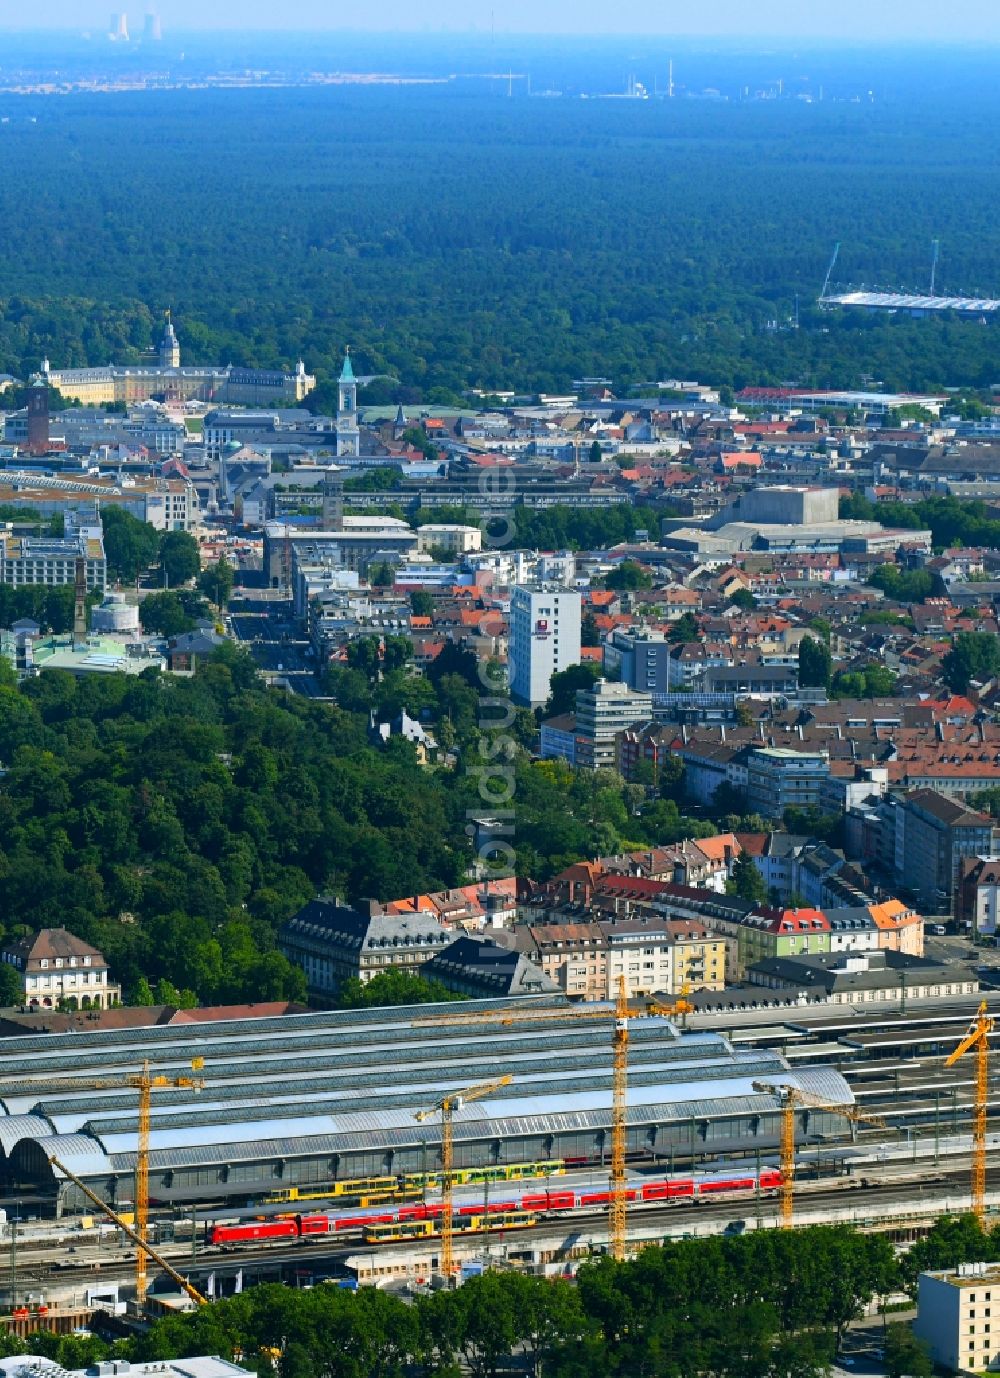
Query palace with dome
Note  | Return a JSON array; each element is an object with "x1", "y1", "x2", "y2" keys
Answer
[{"x1": 41, "y1": 315, "x2": 316, "y2": 408}]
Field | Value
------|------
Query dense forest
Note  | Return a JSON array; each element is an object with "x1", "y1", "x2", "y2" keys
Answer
[
  {"x1": 0, "y1": 72, "x2": 999, "y2": 398},
  {"x1": 0, "y1": 640, "x2": 723, "y2": 1005}
]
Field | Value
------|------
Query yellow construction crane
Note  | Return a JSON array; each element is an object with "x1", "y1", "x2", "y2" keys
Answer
[
  {"x1": 417, "y1": 978, "x2": 686, "y2": 1261},
  {"x1": 945, "y1": 1000, "x2": 995, "y2": 1221},
  {"x1": 752, "y1": 1080, "x2": 887, "y2": 1229},
  {"x1": 414, "y1": 1074, "x2": 513, "y2": 1281},
  {"x1": 665, "y1": 983, "x2": 695, "y2": 1028},
  {"x1": 0, "y1": 1058, "x2": 204, "y2": 1304}
]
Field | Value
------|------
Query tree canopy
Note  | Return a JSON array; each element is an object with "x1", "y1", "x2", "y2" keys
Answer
[
  {"x1": 115, "y1": 1224, "x2": 898, "y2": 1378},
  {"x1": 101, "y1": 508, "x2": 161, "y2": 584},
  {"x1": 797, "y1": 635, "x2": 831, "y2": 690}
]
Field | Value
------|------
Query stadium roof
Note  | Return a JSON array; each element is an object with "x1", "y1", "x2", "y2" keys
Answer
[{"x1": 824, "y1": 290, "x2": 1000, "y2": 314}]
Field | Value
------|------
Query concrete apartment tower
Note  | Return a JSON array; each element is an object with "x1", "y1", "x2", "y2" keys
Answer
[
  {"x1": 510, "y1": 584, "x2": 582, "y2": 708},
  {"x1": 336, "y1": 349, "x2": 361, "y2": 458}
]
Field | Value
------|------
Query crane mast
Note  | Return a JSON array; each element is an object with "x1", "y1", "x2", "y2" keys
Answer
[
  {"x1": 820, "y1": 241, "x2": 841, "y2": 301},
  {"x1": 414, "y1": 1074, "x2": 512, "y2": 1281},
  {"x1": 945, "y1": 1000, "x2": 994, "y2": 1220},
  {"x1": 752, "y1": 1080, "x2": 886, "y2": 1229},
  {"x1": 416, "y1": 981, "x2": 686, "y2": 1262},
  {"x1": 609, "y1": 977, "x2": 629, "y2": 1259}
]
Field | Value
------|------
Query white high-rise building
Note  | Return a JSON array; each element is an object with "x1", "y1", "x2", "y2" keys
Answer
[{"x1": 510, "y1": 584, "x2": 582, "y2": 708}]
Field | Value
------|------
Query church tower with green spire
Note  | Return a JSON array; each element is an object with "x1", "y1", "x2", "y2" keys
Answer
[{"x1": 336, "y1": 348, "x2": 360, "y2": 458}]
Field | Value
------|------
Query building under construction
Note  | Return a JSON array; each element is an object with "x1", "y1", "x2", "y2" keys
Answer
[{"x1": 0, "y1": 999, "x2": 853, "y2": 1217}]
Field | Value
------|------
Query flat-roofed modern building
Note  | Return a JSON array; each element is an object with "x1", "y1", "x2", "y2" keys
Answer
[
  {"x1": 510, "y1": 583, "x2": 582, "y2": 708},
  {"x1": 0, "y1": 517, "x2": 106, "y2": 592},
  {"x1": 914, "y1": 1262, "x2": 1000, "y2": 1373},
  {"x1": 746, "y1": 747, "x2": 830, "y2": 819},
  {"x1": 574, "y1": 679, "x2": 654, "y2": 770}
]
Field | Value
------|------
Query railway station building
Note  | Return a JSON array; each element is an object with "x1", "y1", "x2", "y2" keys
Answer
[{"x1": 0, "y1": 998, "x2": 852, "y2": 1217}]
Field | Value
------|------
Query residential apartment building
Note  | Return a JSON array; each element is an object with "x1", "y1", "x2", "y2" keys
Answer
[
  {"x1": 914, "y1": 1263, "x2": 1000, "y2": 1374},
  {"x1": 421, "y1": 936, "x2": 556, "y2": 998},
  {"x1": 1, "y1": 928, "x2": 120, "y2": 1010},
  {"x1": 510, "y1": 583, "x2": 582, "y2": 707},
  {"x1": 602, "y1": 629, "x2": 674, "y2": 695},
  {"x1": 732, "y1": 909, "x2": 831, "y2": 981},
  {"x1": 616, "y1": 723, "x2": 681, "y2": 782},
  {"x1": 602, "y1": 917, "x2": 678, "y2": 998},
  {"x1": 895, "y1": 789, "x2": 997, "y2": 916},
  {"x1": 677, "y1": 739, "x2": 745, "y2": 806},
  {"x1": 869, "y1": 899, "x2": 925, "y2": 956},
  {"x1": 746, "y1": 747, "x2": 830, "y2": 819},
  {"x1": 959, "y1": 857, "x2": 1000, "y2": 938},
  {"x1": 517, "y1": 917, "x2": 726, "y2": 999},
  {"x1": 665, "y1": 919, "x2": 727, "y2": 992},
  {"x1": 574, "y1": 679, "x2": 654, "y2": 770},
  {"x1": 518, "y1": 923, "x2": 608, "y2": 1000},
  {"x1": 539, "y1": 713, "x2": 579, "y2": 766},
  {"x1": 279, "y1": 899, "x2": 451, "y2": 999}
]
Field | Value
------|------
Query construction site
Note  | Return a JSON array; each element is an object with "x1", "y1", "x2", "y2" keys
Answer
[{"x1": 0, "y1": 991, "x2": 996, "y2": 1313}]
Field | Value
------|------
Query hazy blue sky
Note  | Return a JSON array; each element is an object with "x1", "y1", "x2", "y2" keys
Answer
[{"x1": 20, "y1": 0, "x2": 1000, "y2": 35}]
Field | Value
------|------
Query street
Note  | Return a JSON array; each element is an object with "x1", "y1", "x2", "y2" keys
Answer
[{"x1": 227, "y1": 591, "x2": 324, "y2": 697}]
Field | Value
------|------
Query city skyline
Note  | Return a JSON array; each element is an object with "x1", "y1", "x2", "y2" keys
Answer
[{"x1": 9, "y1": 0, "x2": 1000, "y2": 37}]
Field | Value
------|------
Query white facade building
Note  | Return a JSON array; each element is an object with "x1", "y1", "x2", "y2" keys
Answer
[
  {"x1": 914, "y1": 1262, "x2": 1000, "y2": 1373},
  {"x1": 0, "y1": 518, "x2": 107, "y2": 593},
  {"x1": 510, "y1": 583, "x2": 582, "y2": 708},
  {"x1": 416, "y1": 524, "x2": 483, "y2": 555},
  {"x1": 1, "y1": 927, "x2": 120, "y2": 1010}
]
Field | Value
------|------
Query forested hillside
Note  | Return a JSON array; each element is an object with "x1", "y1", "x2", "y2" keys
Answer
[
  {"x1": 0, "y1": 648, "x2": 717, "y2": 1004},
  {"x1": 0, "y1": 72, "x2": 999, "y2": 396}
]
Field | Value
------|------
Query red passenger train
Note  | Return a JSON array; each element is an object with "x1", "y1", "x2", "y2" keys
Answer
[{"x1": 207, "y1": 1168, "x2": 782, "y2": 1246}]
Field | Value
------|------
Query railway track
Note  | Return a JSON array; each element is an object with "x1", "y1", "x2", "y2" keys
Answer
[{"x1": 5, "y1": 1158, "x2": 996, "y2": 1300}]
